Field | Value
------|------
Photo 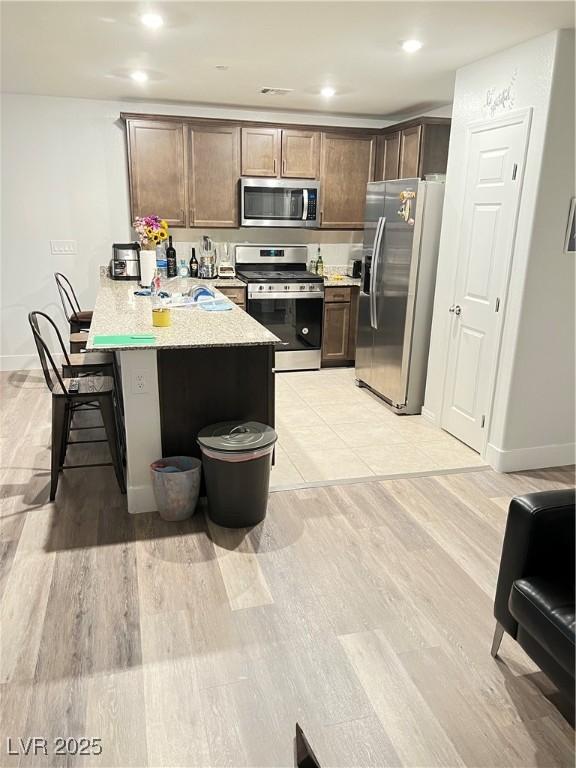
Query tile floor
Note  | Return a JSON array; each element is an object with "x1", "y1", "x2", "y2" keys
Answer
[{"x1": 270, "y1": 367, "x2": 487, "y2": 489}]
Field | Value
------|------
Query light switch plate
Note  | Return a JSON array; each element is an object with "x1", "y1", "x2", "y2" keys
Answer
[{"x1": 50, "y1": 239, "x2": 77, "y2": 255}]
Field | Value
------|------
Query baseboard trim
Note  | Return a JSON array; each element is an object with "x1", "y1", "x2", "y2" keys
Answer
[
  {"x1": 485, "y1": 441, "x2": 576, "y2": 473},
  {"x1": 0, "y1": 354, "x2": 66, "y2": 372},
  {"x1": 126, "y1": 483, "x2": 157, "y2": 514},
  {"x1": 421, "y1": 406, "x2": 438, "y2": 425},
  {"x1": 1, "y1": 355, "x2": 41, "y2": 371}
]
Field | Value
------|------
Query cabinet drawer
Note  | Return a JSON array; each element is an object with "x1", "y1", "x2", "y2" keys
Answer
[
  {"x1": 324, "y1": 286, "x2": 352, "y2": 303},
  {"x1": 218, "y1": 286, "x2": 246, "y2": 307}
]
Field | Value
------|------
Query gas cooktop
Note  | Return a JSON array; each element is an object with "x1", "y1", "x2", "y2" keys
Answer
[{"x1": 237, "y1": 269, "x2": 323, "y2": 284}]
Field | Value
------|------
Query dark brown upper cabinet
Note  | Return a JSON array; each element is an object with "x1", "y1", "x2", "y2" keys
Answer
[
  {"x1": 127, "y1": 120, "x2": 187, "y2": 226},
  {"x1": 281, "y1": 129, "x2": 319, "y2": 178},
  {"x1": 376, "y1": 118, "x2": 451, "y2": 181},
  {"x1": 380, "y1": 131, "x2": 401, "y2": 181},
  {"x1": 241, "y1": 127, "x2": 320, "y2": 179},
  {"x1": 319, "y1": 133, "x2": 375, "y2": 229},
  {"x1": 241, "y1": 127, "x2": 280, "y2": 177},
  {"x1": 188, "y1": 125, "x2": 240, "y2": 228},
  {"x1": 399, "y1": 124, "x2": 422, "y2": 179},
  {"x1": 123, "y1": 113, "x2": 450, "y2": 230}
]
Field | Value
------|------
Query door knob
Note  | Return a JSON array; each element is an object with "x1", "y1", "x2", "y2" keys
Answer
[{"x1": 449, "y1": 304, "x2": 462, "y2": 315}]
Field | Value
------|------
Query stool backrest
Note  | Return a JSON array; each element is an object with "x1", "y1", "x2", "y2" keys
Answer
[
  {"x1": 28, "y1": 311, "x2": 70, "y2": 395},
  {"x1": 54, "y1": 272, "x2": 82, "y2": 324}
]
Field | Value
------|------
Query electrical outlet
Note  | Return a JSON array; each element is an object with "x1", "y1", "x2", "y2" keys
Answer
[
  {"x1": 132, "y1": 371, "x2": 148, "y2": 394},
  {"x1": 51, "y1": 239, "x2": 77, "y2": 255}
]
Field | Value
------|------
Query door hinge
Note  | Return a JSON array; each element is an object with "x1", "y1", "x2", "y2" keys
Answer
[
  {"x1": 495, "y1": 297, "x2": 500, "y2": 312},
  {"x1": 512, "y1": 163, "x2": 518, "y2": 180},
  {"x1": 481, "y1": 415, "x2": 486, "y2": 428}
]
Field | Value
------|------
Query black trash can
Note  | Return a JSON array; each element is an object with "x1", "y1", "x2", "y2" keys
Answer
[{"x1": 197, "y1": 421, "x2": 277, "y2": 528}]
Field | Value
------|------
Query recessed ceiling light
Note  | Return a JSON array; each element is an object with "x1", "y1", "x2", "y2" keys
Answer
[
  {"x1": 215, "y1": 65, "x2": 229, "y2": 71},
  {"x1": 141, "y1": 13, "x2": 163, "y2": 29},
  {"x1": 321, "y1": 86, "x2": 336, "y2": 98},
  {"x1": 402, "y1": 39, "x2": 423, "y2": 53},
  {"x1": 130, "y1": 70, "x2": 148, "y2": 83}
]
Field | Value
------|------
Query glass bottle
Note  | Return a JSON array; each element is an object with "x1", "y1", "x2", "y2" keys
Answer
[
  {"x1": 316, "y1": 246, "x2": 324, "y2": 277},
  {"x1": 166, "y1": 236, "x2": 177, "y2": 278},
  {"x1": 189, "y1": 247, "x2": 199, "y2": 279}
]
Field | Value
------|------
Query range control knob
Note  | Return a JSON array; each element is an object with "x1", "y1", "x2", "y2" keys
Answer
[
  {"x1": 284, "y1": 285, "x2": 290, "y2": 291},
  {"x1": 268, "y1": 285, "x2": 273, "y2": 290},
  {"x1": 258, "y1": 285, "x2": 264, "y2": 291},
  {"x1": 299, "y1": 285, "x2": 306, "y2": 291}
]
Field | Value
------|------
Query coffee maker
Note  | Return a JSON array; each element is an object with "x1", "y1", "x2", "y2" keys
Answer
[{"x1": 111, "y1": 242, "x2": 141, "y2": 280}]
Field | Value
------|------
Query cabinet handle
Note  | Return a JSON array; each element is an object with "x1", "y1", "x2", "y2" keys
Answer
[
  {"x1": 180, "y1": 208, "x2": 184, "y2": 222},
  {"x1": 189, "y1": 206, "x2": 195, "y2": 224},
  {"x1": 282, "y1": 158, "x2": 286, "y2": 176},
  {"x1": 320, "y1": 210, "x2": 324, "y2": 226},
  {"x1": 273, "y1": 158, "x2": 277, "y2": 175}
]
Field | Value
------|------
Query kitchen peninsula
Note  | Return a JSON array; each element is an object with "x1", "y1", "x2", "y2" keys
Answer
[{"x1": 87, "y1": 276, "x2": 278, "y2": 513}]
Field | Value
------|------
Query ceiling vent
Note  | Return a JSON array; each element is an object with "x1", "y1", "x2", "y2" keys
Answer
[{"x1": 260, "y1": 87, "x2": 294, "y2": 96}]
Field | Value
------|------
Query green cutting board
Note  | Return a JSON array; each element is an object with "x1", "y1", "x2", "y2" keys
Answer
[{"x1": 92, "y1": 334, "x2": 156, "y2": 347}]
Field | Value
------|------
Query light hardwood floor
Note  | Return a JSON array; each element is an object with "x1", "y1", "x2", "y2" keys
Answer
[{"x1": 0, "y1": 370, "x2": 574, "y2": 767}]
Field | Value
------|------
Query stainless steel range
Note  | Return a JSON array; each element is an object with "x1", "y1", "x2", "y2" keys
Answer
[{"x1": 236, "y1": 245, "x2": 324, "y2": 371}]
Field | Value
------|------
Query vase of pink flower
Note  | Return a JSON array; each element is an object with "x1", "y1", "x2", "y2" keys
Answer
[{"x1": 132, "y1": 215, "x2": 169, "y2": 249}]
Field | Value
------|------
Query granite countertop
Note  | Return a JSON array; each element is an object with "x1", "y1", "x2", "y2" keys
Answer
[
  {"x1": 323, "y1": 275, "x2": 361, "y2": 287},
  {"x1": 191, "y1": 276, "x2": 246, "y2": 288},
  {"x1": 86, "y1": 276, "x2": 278, "y2": 352}
]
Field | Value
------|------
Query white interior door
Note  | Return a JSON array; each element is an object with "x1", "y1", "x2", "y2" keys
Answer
[{"x1": 441, "y1": 110, "x2": 531, "y2": 452}]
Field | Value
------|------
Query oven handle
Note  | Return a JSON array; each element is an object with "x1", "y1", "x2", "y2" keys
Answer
[
  {"x1": 249, "y1": 292, "x2": 324, "y2": 300},
  {"x1": 302, "y1": 189, "x2": 309, "y2": 221},
  {"x1": 370, "y1": 216, "x2": 385, "y2": 330}
]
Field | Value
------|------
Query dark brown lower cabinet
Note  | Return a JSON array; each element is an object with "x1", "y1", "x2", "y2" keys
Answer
[
  {"x1": 321, "y1": 286, "x2": 359, "y2": 366},
  {"x1": 218, "y1": 285, "x2": 246, "y2": 309}
]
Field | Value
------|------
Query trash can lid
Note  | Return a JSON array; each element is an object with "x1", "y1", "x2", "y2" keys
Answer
[{"x1": 197, "y1": 421, "x2": 277, "y2": 453}]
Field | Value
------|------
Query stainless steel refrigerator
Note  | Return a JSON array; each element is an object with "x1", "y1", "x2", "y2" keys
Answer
[{"x1": 355, "y1": 179, "x2": 445, "y2": 414}]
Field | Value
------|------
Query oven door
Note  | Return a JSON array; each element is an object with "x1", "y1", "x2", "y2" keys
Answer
[
  {"x1": 248, "y1": 293, "x2": 324, "y2": 370},
  {"x1": 241, "y1": 178, "x2": 319, "y2": 228}
]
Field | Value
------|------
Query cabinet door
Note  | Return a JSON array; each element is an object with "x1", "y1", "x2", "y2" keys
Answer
[
  {"x1": 241, "y1": 127, "x2": 280, "y2": 176},
  {"x1": 382, "y1": 131, "x2": 401, "y2": 180},
  {"x1": 322, "y1": 301, "x2": 351, "y2": 363},
  {"x1": 127, "y1": 120, "x2": 186, "y2": 226},
  {"x1": 319, "y1": 134, "x2": 375, "y2": 228},
  {"x1": 281, "y1": 129, "x2": 319, "y2": 178},
  {"x1": 399, "y1": 125, "x2": 422, "y2": 179},
  {"x1": 218, "y1": 286, "x2": 246, "y2": 309},
  {"x1": 189, "y1": 126, "x2": 240, "y2": 227}
]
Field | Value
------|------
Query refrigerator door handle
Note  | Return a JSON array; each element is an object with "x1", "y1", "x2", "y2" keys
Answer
[{"x1": 370, "y1": 216, "x2": 386, "y2": 330}]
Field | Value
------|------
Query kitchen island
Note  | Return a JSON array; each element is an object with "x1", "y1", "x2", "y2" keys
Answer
[{"x1": 87, "y1": 277, "x2": 278, "y2": 513}]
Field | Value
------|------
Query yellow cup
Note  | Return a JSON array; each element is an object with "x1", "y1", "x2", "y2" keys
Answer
[{"x1": 152, "y1": 307, "x2": 172, "y2": 327}]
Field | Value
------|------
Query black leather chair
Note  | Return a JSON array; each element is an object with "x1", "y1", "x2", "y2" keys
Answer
[{"x1": 491, "y1": 490, "x2": 575, "y2": 710}]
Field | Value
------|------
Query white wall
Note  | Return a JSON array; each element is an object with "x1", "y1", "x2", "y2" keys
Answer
[
  {"x1": 0, "y1": 94, "x2": 383, "y2": 370},
  {"x1": 424, "y1": 29, "x2": 575, "y2": 472}
]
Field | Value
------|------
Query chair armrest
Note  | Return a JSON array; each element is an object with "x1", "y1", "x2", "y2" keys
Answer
[{"x1": 494, "y1": 489, "x2": 575, "y2": 636}]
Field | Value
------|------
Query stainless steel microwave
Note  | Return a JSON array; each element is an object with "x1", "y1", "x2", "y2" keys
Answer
[{"x1": 240, "y1": 178, "x2": 320, "y2": 228}]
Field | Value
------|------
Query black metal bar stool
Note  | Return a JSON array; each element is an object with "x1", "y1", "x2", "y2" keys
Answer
[
  {"x1": 54, "y1": 272, "x2": 93, "y2": 333},
  {"x1": 29, "y1": 311, "x2": 126, "y2": 501}
]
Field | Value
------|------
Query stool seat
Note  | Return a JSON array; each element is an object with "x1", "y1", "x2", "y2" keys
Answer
[
  {"x1": 54, "y1": 375, "x2": 115, "y2": 398},
  {"x1": 69, "y1": 332, "x2": 88, "y2": 354},
  {"x1": 67, "y1": 351, "x2": 112, "y2": 367}
]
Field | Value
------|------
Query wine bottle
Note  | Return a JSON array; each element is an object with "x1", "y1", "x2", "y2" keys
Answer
[
  {"x1": 316, "y1": 246, "x2": 324, "y2": 277},
  {"x1": 166, "y1": 236, "x2": 177, "y2": 278},
  {"x1": 189, "y1": 247, "x2": 199, "y2": 279}
]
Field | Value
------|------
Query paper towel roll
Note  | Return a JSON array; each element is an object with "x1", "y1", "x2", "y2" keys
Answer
[{"x1": 140, "y1": 250, "x2": 156, "y2": 287}]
